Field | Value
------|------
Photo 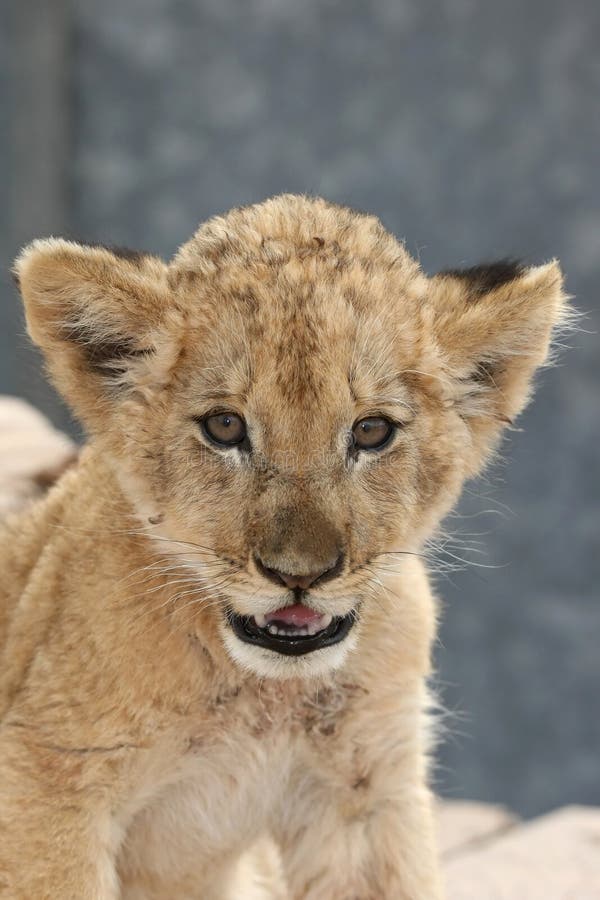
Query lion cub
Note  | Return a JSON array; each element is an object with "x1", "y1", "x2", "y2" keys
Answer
[{"x1": 0, "y1": 196, "x2": 567, "y2": 899}]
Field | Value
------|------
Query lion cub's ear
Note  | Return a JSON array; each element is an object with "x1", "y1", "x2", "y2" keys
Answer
[
  {"x1": 429, "y1": 259, "x2": 570, "y2": 469},
  {"x1": 13, "y1": 239, "x2": 179, "y2": 430}
]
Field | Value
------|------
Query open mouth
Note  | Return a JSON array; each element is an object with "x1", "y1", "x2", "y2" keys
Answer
[{"x1": 228, "y1": 603, "x2": 356, "y2": 656}]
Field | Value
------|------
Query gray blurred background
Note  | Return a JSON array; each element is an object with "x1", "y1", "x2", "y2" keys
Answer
[{"x1": 1, "y1": 0, "x2": 598, "y2": 816}]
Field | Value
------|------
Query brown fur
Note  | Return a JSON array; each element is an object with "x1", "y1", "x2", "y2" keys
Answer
[{"x1": 0, "y1": 195, "x2": 568, "y2": 898}]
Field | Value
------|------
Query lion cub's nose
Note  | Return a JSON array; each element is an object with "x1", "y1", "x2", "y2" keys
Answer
[{"x1": 255, "y1": 554, "x2": 344, "y2": 591}]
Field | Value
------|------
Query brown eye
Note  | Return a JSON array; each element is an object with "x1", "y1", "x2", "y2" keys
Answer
[
  {"x1": 202, "y1": 412, "x2": 248, "y2": 447},
  {"x1": 352, "y1": 416, "x2": 395, "y2": 451}
]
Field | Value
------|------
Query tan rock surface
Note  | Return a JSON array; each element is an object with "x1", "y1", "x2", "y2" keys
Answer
[
  {"x1": 438, "y1": 799, "x2": 519, "y2": 858},
  {"x1": 0, "y1": 395, "x2": 76, "y2": 516},
  {"x1": 445, "y1": 805, "x2": 600, "y2": 900}
]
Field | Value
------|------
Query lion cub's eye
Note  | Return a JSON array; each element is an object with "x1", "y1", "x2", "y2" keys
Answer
[
  {"x1": 352, "y1": 416, "x2": 395, "y2": 451},
  {"x1": 202, "y1": 412, "x2": 247, "y2": 447}
]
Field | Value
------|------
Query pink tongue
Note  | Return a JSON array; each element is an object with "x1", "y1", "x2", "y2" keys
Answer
[{"x1": 265, "y1": 604, "x2": 323, "y2": 627}]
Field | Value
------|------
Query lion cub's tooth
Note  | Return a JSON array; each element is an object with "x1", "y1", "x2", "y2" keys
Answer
[{"x1": 254, "y1": 613, "x2": 267, "y2": 628}]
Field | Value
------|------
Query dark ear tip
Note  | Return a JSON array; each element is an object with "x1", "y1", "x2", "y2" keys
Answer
[
  {"x1": 11, "y1": 269, "x2": 20, "y2": 290},
  {"x1": 439, "y1": 258, "x2": 525, "y2": 297}
]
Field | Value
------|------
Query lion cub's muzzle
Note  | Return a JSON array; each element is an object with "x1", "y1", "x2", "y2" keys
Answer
[{"x1": 228, "y1": 546, "x2": 356, "y2": 656}]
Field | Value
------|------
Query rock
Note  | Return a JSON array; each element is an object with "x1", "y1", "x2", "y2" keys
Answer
[
  {"x1": 445, "y1": 805, "x2": 600, "y2": 900},
  {"x1": 0, "y1": 395, "x2": 76, "y2": 516}
]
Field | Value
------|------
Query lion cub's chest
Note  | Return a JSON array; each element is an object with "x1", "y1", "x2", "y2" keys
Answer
[{"x1": 125, "y1": 679, "x2": 359, "y2": 862}]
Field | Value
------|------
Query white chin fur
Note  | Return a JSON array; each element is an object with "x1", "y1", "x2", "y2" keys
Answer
[{"x1": 220, "y1": 624, "x2": 359, "y2": 680}]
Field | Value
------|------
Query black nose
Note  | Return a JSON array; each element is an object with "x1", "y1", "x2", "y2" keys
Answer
[{"x1": 254, "y1": 553, "x2": 344, "y2": 591}]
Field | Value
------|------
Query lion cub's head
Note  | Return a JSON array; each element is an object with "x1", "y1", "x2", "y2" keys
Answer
[{"x1": 14, "y1": 195, "x2": 568, "y2": 678}]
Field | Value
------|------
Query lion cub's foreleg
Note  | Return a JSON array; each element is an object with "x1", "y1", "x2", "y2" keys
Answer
[
  {"x1": 278, "y1": 787, "x2": 441, "y2": 900},
  {"x1": 275, "y1": 688, "x2": 442, "y2": 900},
  {"x1": 0, "y1": 737, "x2": 120, "y2": 899}
]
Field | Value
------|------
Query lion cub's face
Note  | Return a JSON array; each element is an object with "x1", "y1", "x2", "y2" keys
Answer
[{"x1": 15, "y1": 196, "x2": 567, "y2": 678}]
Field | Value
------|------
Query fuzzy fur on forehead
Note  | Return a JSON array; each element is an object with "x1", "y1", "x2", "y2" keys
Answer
[
  {"x1": 166, "y1": 196, "x2": 429, "y2": 413},
  {"x1": 169, "y1": 194, "x2": 422, "y2": 287}
]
